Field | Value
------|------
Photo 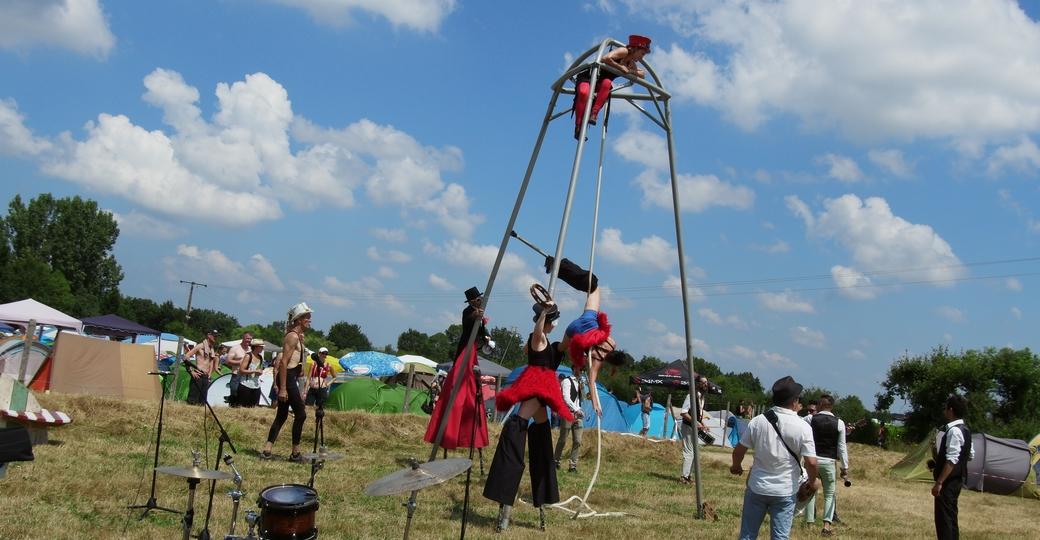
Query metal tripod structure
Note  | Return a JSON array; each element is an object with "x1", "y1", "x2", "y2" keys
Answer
[{"x1": 407, "y1": 37, "x2": 705, "y2": 538}]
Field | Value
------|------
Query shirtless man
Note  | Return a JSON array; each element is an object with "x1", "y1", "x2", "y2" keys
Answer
[
  {"x1": 262, "y1": 303, "x2": 311, "y2": 461},
  {"x1": 183, "y1": 330, "x2": 219, "y2": 405},
  {"x1": 573, "y1": 34, "x2": 652, "y2": 139}
]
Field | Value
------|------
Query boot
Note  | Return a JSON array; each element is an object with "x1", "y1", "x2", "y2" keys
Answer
[
  {"x1": 495, "y1": 504, "x2": 512, "y2": 532},
  {"x1": 543, "y1": 257, "x2": 598, "y2": 293},
  {"x1": 539, "y1": 507, "x2": 547, "y2": 531}
]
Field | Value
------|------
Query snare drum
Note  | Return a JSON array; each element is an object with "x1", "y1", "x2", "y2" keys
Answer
[{"x1": 258, "y1": 484, "x2": 319, "y2": 540}]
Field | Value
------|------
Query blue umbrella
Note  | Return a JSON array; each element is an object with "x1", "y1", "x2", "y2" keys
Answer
[{"x1": 339, "y1": 351, "x2": 405, "y2": 378}]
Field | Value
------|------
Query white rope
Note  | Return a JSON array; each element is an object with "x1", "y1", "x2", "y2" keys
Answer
[{"x1": 546, "y1": 415, "x2": 627, "y2": 519}]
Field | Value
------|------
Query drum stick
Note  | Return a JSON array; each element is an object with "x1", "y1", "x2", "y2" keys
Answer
[{"x1": 509, "y1": 230, "x2": 549, "y2": 258}]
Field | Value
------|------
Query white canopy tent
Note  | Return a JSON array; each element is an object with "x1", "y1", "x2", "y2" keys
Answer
[{"x1": 0, "y1": 299, "x2": 83, "y2": 333}]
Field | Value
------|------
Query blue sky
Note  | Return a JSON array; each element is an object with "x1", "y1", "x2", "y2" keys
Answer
[{"x1": 2, "y1": 0, "x2": 1039, "y2": 407}]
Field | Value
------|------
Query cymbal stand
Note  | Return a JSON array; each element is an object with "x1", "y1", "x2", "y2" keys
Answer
[
  {"x1": 401, "y1": 459, "x2": 422, "y2": 540},
  {"x1": 223, "y1": 454, "x2": 244, "y2": 538},
  {"x1": 182, "y1": 360, "x2": 238, "y2": 540},
  {"x1": 182, "y1": 451, "x2": 204, "y2": 540},
  {"x1": 129, "y1": 370, "x2": 179, "y2": 519},
  {"x1": 308, "y1": 403, "x2": 327, "y2": 488}
]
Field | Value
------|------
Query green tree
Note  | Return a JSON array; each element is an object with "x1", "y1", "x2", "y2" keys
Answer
[
  {"x1": 1, "y1": 194, "x2": 123, "y2": 314},
  {"x1": 397, "y1": 329, "x2": 433, "y2": 357},
  {"x1": 0, "y1": 255, "x2": 75, "y2": 311},
  {"x1": 488, "y1": 326, "x2": 524, "y2": 367},
  {"x1": 328, "y1": 321, "x2": 372, "y2": 351}
]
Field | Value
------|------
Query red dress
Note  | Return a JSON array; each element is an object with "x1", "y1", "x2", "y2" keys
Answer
[
  {"x1": 495, "y1": 339, "x2": 574, "y2": 423},
  {"x1": 423, "y1": 344, "x2": 488, "y2": 450}
]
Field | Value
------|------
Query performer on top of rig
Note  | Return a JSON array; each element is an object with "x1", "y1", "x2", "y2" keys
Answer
[
  {"x1": 422, "y1": 287, "x2": 490, "y2": 451},
  {"x1": 572, "y1": 34, "x2": 651, "y2": 140},
  {"x1": 548, "y1": 256, "x2": 630, "y2": 416},
  {"x1": 484, "y1": 289, "x2": 569, "y2": 532}
]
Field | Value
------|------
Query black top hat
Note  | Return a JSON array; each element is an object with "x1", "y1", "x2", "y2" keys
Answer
[
  {"x1": 771, "y1": 376, "x2": 803, "y2": 407},
  {"x1": 464, "y1": 286, "x2": 483, "y2": 303},
  {"x1": 532, "y1": 303, "x2": 560, "y2": 323}
]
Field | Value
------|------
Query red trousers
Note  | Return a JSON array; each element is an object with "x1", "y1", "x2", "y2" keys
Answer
[{"x1": 574, "y1": 78, "x2": 614, "y2": 127}]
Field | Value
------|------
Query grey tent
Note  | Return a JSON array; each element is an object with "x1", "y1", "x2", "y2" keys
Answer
[{"x1": 965, "y1": 433, "x2": 1038, "y2": 496}]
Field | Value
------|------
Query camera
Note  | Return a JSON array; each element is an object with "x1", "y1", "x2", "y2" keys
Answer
[
  {"x1": 841, "y1": 472, "x2": 852, "y2": 487},
  {"x1": 697, "y1": 429, "x2": 716, "y2": 446},
  {"x1": 926, "y1": 459, "x2": 936, "y2": 472},
  {"x1": 704, "y1": 381, "x2": 723, "y2": 395}
]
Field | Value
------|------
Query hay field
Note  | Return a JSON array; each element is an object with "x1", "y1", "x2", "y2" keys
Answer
[{"x1": 0, "y1": 394, "x2": 1035, "y2": 539}]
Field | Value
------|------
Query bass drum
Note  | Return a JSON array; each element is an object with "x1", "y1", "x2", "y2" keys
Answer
[
  {"x1": 258, "y1": 484, "x2": 319, "y2": 540},
  {"x1": 206, "y1": 373, "x2": 232, "y2": 408}
]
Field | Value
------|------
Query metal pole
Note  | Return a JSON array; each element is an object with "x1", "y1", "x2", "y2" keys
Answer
[
  {"x1": 402, "y1": 364, "x2": 415, "y2": 413},
  {"x1": 17, "y1": 319, "x2": 36, "y2": 385},
  {"x1": 663, "y1": 393, "x2": 672, "y2": 439},
  {"x1": 665, "y1": 101, "x2": 704, "y2": 519},
  {"x1": 171, "y1": 280, "x2": 206, "y2": 398}
]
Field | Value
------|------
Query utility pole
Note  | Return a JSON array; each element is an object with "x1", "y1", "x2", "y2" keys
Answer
[{"x1": 169, "y1": 280, "x2": 207, "y2": 398}]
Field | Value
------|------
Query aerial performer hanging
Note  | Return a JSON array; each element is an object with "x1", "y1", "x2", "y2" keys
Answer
[
  {"x1": 484, "y1": 286, "x2": 569, "y2": 532},
  {"x1": 422, "y1": 287, "x2": 490, "y2": 450},
  {"x1": 572, "y1": 34, "x2": 651, "y2": 140}
]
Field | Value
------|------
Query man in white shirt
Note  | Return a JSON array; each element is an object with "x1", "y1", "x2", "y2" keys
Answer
[
  {"x1": 731, "y1": 376, "x2": 818, "y2": 540},
  {"x1": 678, "y1": 376, "x2": 711, "y2": 483},
  {"x1": 804, "y1": 394, "x2": 849, "y2": 535},
  {"x1": 932, "y1": 395, "x2": 974, "y2": 540},
  {"x1": 554, "y1": 373, "x2": 584, "y2": 472}
]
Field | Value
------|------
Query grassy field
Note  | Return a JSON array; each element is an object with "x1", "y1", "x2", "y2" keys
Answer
[{"x1": 1, "y1": 394, "x2": 1036, "y2": 539}]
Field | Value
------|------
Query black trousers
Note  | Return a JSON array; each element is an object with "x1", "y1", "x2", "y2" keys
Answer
[
  {"x1": 186, "y1": 375, "x2": 210, "y2": 405},
  {"x1": 237, "y1": 386, "x2": 261, "y2": 407},
  {"x1": 484, "y1": 416, "x2": 559, "y2": 507},
  {"x1": 934, "y1": 476, "x2": 962, "y2": 540},
  {"x1": 267, "y1": 368, "x2": 307, "y2": 446}
]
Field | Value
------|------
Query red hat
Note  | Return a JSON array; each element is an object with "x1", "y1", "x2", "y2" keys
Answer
[{"x1": 628, "y1": 34, "x2": 652, "y2": 52}]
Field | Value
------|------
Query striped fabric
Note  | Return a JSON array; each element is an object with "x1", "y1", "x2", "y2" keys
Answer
[{"x1": 1, "y1": 409, "x2": 72, "y2": 426}]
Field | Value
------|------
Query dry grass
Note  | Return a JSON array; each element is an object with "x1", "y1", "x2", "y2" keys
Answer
[{"x1": 0, "y1": 393, "x2": 1036, "y2": 539}]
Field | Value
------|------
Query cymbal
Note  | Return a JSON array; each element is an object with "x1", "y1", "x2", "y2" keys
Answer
[
  {"x1": 156, "y1": 465, "x2": 234, "y2": 480},
  {"x1": 300, "y1": 451, "x2": 345, "y2": 461},
  {"x1": 364, "y1": 458, "x2": 472, "y2": 497}
]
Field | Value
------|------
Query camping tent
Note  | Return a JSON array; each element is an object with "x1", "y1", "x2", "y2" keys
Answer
[
  {"x1": 398, "y1": 354, "x2": 438, "y2": 374},
  {"x1": 438, "y1": 356, "x2": 512, "y2": 379},
  {"x1": 891, "y1": 430, "x2": 1040, "y2": 499},
  {"x1": 81, "y1": 314, "x2": 159, "y2": 342},
  {"x1": 630, "y1": 359, "x2": 693, "y2": 389},
  {"x1": 325, "y1": 378, "x2": 428, "y2": 414},
  {"x1": 49, "y1": 333, "x2": 161, "y2": 401},
  {"x1": 0, "y1": 299, "x2": 83, "y2": 333}
]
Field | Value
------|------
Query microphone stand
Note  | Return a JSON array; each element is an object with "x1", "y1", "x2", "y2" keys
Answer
[
  {"x1": 128, "y1": 370, "x2": 179, "y2": 519},
  {"x1": 181, "y1": 359, "x2": 237, "y2": 540}
]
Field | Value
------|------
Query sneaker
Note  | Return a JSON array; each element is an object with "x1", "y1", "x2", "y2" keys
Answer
[
  {"x1": 568, "y1": 466, "x2": 578, "y2": 473},
  {"x1": 555, "y1": 460, "x2": 561, "y2": 470},
  {"x1": 288, "y1": 452, "x2": 305, "y2": 463},
  {"x1": 680, "y1": 476, "x2": 691, "y2": 484},
  {"x1": 258, "y1": 450, "x2": 273, "y2": 460}
]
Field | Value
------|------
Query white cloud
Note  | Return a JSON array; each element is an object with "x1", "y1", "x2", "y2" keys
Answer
[
  {"x1": 0, "y1": 100, "x2": 53, "y2": 156},
  {"x1": 266, "y1": 0, "x2": 456, "y2": 32},
  {"x1": 663, "y1": 275, "x2": 706, "y2": 302},
  {"x1": 291, "y1": 279, "x2": 352, "y2": 307},
  {"x1": 758, "y1": 290, "x2": 815, "y2": 313},
  {"x1": 366, "y1": 246, "x2": 412, "y2": 263},
  {"x1": 5, "y1": 68, "x2": 477, "y2": 234},
  {"x1": 428, "y1": 274, "x2": 454, "y2": 291},
  {"x1": 987, "y1": 137, "x2": 1040, "y2": 176},
  {"x1": 1011, "y1": 307, "x2": 1022, "y2": 320},
  {"x1": 697, "y1": 308, "x2": 747, "y2": 329},
  {"x1": 107, "y1": 209, "x2": 183, "y2": 239},
  {"x1": 847, "y1": 349, "x2": 867, "y2": 361},
  {"x1": 816, "y1": 153, "x2": 864, "y2": 183},
  {"x1": 750, "y1": 240, "x2": 790, "y2": 254},
  {"x1": 371, "y1": 227, "x2": 407, "y2": 242},
  {"x1": 645, "y1": 318, "x2": 668, "y2": 334},
  {"x1": 790, "y1": 326, "x2": 826, "y2": 349},
  {"x1": 598, "y1": 228, "x2": 674, "y2": 271},
  {"x1": 0, "y1": 0, "x2": 115, "y2": 58},
  {"x1": 171, "y1": 244, "x2": 284, "y2": 292},
  {"x1": 760, "y1": 350, "x2": 797, "y2": 370},
  {"x1": 935, "y1": 305, "x2": 966, "y2": 324},
  {"x1": 830, "y1": 265, "x2": 878, "y2": 300},
  {"x1": 376, "y1": 266, "x2": 397, "y2": 279},
  {"x1": 1005, "y1": 277, "x2": 1023, "y2": 292},
  {"x1": 788, "y1": 194, "x2": 965, "y2": 286},
  {"x1": 868, "y1": 149, "x2": 913, "y2": 178},
  {"x1": 724, "y1": 345, "x2": 797, "y2": 369},
  {"x1": 644, "y1": 319, "x2": 710, "y2": 358},
  {"x1": 642, "y1": 1, "x2": 1040, "y2": 142},
  {"x1": 612, "y1": 126, "x2": 669, "y2": 169},
  {"x1": 635, "y1": 169, "x2": 754, "y2": 213}
]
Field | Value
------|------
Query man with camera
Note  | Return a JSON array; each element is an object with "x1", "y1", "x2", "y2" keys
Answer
[
  {"x1": 804, "y1": 394, "x2": 849, "y2": 536},
  {"x1": 678, "y1": 375, "x2": 715, "y2": 483},
  {"x1": 931, "y1": 395, "x2": 974, "y2": 540},
  {"x1": 730, "y1": 376, "x2": 818, "y2": 540}
]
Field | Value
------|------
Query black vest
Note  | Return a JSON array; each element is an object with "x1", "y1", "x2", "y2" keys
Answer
[
  {"x1": 810, "y1": 413, "x2": 840, "y2": 460},
  {"x1": 935, "y1": 423, "x2": 971, "y2": 481},
  {"x1": 566, "y1": 377, "x2": 580, "y2": 404}
]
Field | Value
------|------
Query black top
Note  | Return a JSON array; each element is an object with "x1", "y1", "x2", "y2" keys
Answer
[
  {"x1": 455, "y1": 305, "x2": 489, "y2": 359},
  {"x1": 811, "y1": 413, "x2": 840, "y2": 460},
  {"x1": 527, "y1": 334, "x2": 563, "y2": 370},
  {"x1": 935, "y1": 423, "x2": 972, "y2": 481}
]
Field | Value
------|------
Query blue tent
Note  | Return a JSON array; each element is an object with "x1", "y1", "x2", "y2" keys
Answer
[{"x1": 623, "y1": 402, "x2": 676, "y2": 437}]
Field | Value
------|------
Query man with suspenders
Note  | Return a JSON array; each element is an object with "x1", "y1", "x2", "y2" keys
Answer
[
  {"x1": 805, "y1": 394, "x2": 849, "y2": 536},
  {"x1": 932, "y1": 395, "x2": 974, "y2": 540}
]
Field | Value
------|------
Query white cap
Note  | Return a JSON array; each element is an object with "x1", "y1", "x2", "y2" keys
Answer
[
  {"x1": 318, "y1": 347, "x2": 329, "y2": 354},
  {"x1": 287, "y1": 302, "x2": 313, "y2": 322}
]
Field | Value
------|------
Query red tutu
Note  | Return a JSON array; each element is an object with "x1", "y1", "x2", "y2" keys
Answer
[
  {"x1": 567, "y1": 311, "x2": 611, "y2": 372},
  {"x1": 423, "y1": 345, "x2": 488, "y2": 450},
  {"x1": 496, "y1": 365, "x2": 574, "y2": 422}
]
